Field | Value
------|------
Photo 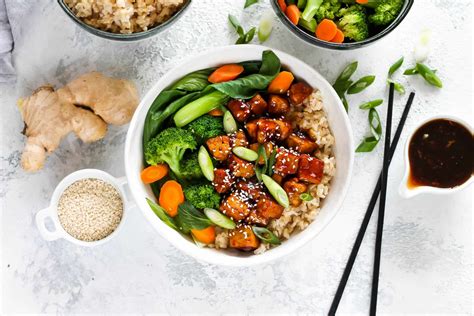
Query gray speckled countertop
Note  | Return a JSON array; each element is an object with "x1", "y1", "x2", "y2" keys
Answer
[{"x1": 1, "y1": 0, "x2": 472, "y2": 314}]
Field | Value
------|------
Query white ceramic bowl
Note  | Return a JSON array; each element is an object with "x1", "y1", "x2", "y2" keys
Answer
[
  {"x1": 124, "y1": 45, "x2": 354, "y2": 266},
  {"x1": 399, "y1": 115, "x2": 473, "y2": 198},
  {"x1": 36, "y1": 169, "x2": 129, "y2": 246}
]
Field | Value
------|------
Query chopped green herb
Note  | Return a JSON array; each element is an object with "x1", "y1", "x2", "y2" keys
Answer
[
  {"x1": 415, "y1": 63, "x2": 442, "y2": 88},
  {"x1": 299, "y1": 193, "x2": 314, "y2": 201},
  {"x1": 258, "y1": 11, "x2": 274, "y2": 43},
  {"x1": 252, "y1": 226, "x2": 281, "y2": 245},
  {"x1": 347, "y1": 75, "x2": 376, "y2": 94},
  {"x1": 229, "y1": 15, "x2": 256, "y2": 44},
  {"x1": 254, "y1": 144, "x2": 268, "y2": 182},
  {"x1": 204, "y1": 208, "x2": 236, "y2": 229},
  {"x1": 262, "y1": 174, "x2": 289, "y2": 208},
  {"x1": 356, "y1": 108, "x2": 382, "y2": 153},
  {"x1": 388, "y1": 57, "x2": 404, "y2": 76},
  {"x1": 244, "y1": 0, "x2": 259, "y2": 8},
  {"x1": 267, "y1": 148, "x2": 277, "y2": 176},
  {"x1": 387, "y1": 79, "x2": 405, "y2": 94},
  {"x1": 359, "y1": 99, "x2": 383, "y2": 110}
]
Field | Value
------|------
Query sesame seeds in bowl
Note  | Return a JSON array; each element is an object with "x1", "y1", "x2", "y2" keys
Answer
[
  {"x1": 57, "y1": 178, "x2": 123, "y2": 242},
  {"x1": 36, "y1": 169, "x2": 129, "y2": 247}
]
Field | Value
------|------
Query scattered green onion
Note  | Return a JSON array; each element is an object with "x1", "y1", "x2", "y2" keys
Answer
[
  {"x1": 347, "y1": 75, "x2": 376, "y2": 94},
  {"x1": 333, "y1": 62, "x2": 358, "y2": 112},
  {"x1": 228, "y1": 15, "x2": 256, "y2": 44},
  {"x1": 252, "y1": 226, "x2": 281, "y2": 245},
  {"x1": 356, "y1": 108, "x2": 382, "y2": 153},
  {"x1": 204, "y1": 208, "x2": 236, "y2": 229},
  {"x1": 387, "y1": 79, "x2": 405, "y2": 94},
  {"x1": 262, "y1": 174, "x2": 289, "y2": 208},
  {"x1": 415, "y1": 63, "x2": 442, "y2": 88},
  {"x1": 299, "y1": 193, "x2": 313, "y2": 201},
  {"x1": 335, "y1": 61, "x2": 358, "y2": 84},
  {"x1": 254, "y1": 144, "x2": 268, "y2": 182},
  {"x1": 198, "y1": 146, "x2": 214, "y2": 181},
  {"x1": 258, "y1": 11, "x2": 274, "y2": 43},
  {"x1": 223, "y1": 110, "x2": 238, "y2": 133},
  {"x1": 244, "y1": 0, "x2": 259, "y2": 8},
  {"x1": 388, "y1": 57, "x2": 404, "y2": 76},
  {"x1": 359, "y1": 99, "x2": 383, "y2": 110},
  {"x1": 267, "y1": 148, "x2": 277, "y2": 176},
  {"x1": 341, "y1": 95, "x2": 349, "y2": 112},
  {"x1": 232, "y1": 146, "x2": 259, "y2": 162}
]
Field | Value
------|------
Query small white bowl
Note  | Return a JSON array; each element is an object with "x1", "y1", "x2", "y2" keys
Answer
[
  {"x1": 35, "y1": 169, "x2": 129, "y2": 246},
  {"x1": 399, "y1": 115, "x2": 473, "y2": 199},
  {"x1": 124, "y1": 45, "x2": 355, "y2": 266}
]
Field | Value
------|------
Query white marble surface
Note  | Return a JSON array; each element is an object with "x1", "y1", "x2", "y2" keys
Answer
[{"x1": 1, "y1": 0, "x2": 472, "y2": 314}]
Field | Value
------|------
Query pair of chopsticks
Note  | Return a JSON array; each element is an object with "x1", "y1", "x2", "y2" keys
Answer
[{"x1": 329, "y1": 84, "x2": 416, "y2": 315}]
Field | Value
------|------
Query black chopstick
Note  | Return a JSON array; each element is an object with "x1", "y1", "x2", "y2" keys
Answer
[
  {"x1": 369, "y1": 83, "x2": 395, "y2": 315},
  {"x1": 328, "y1": 91, "x2": 415, "y2": 316}
]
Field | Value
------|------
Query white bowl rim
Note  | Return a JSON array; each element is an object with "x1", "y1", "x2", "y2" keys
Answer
[
  {"x1": 399, "y1": 114, "x2": 474, "y2": 198},
  {"x1": 124, "y1": 44, "x2": 354, "y2": 266}
]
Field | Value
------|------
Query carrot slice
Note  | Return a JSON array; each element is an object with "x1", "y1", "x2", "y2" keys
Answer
[
  {"x1": 316, "y1": 19, "x2": 338, "y2": 41},
  {"x1": 268, "y1": 71, "x2": 295, "y2": 94},
  {"x1": 191, "y1": 226, "x2": 216, "y2": 244},
  {"x1": 285, "y1": 5, "x2": 300, "y2": 25},
  {"x1": 330, "y1": 29, "x2": 345, "y2": 43},
  {"x1": 277, "y1": 0, "x2": 287, "y2": 12},
  {"x1": 141, "y1": 164, "x2": 168, "y2": 184},
  {"x1": 159, "y1": 180, "x2": 184, "y2": 217},
  {"x1": 356, "y1": 0, "x2": 369, "y2": 4},
  {"x1": 208, "y1": 108, "x2": 224, "y2": 116},
  {"x1": 208, "y1": 64, "x2": 244, "y2": 84}
]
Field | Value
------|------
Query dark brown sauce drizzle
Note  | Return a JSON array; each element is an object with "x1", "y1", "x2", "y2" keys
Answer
[{"x1": 408, "y1": 119, "x2": 473, "y2": 188}]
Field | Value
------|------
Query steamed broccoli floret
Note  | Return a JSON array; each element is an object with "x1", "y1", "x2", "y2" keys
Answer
[
  {"x1": 337, "y1": 5, "x2": 369, "y2": 42},
  {"x1": 180, "y1": 152, "x2": 204, "y2": 180},
  {"x1": 314, "y1": 0, "x2": 341, "y2": 22},
  {"x1": 186, "y1": 115, "x2": 225, "y2": 144},
  {"x1": 183, "y1": 184, "x2": 221, "y2": 209},
  {"x1": 145, "y1": 127, "x2": 197, "y2": 178},
  {"x1": 368, "y1": 0, "x2": 403, "y2": 26}
]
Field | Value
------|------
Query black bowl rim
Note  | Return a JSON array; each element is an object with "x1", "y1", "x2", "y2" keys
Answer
[
  {"x1": 270, "y1": 0, "x2": 414, "y2": 50},
  {"x1": 57, "y1": 0, "x2": 191, "y2": 41}
]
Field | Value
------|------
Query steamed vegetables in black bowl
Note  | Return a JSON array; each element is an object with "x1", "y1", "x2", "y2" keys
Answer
[
  {"x1": 271, "y1": 0, "x2": 413, "y2": 49},
  {"x1": 140, "y1": 50, "x2": 331, "y2": 252}
]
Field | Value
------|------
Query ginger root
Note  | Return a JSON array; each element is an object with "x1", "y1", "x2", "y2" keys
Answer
[{"x1": 18, "y1": 72, "x2": 139, "y2": 171}]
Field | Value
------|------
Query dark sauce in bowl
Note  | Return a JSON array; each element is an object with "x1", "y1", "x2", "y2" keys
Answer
[{"x1": 408, "y1": 119, "x2": 473, "y2": 188}]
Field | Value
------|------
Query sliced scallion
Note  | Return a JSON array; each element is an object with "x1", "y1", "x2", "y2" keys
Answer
[
  {"x1": 204, "y1": 208, "x2": 236, "y2": 229},
  {"x1": 252, "y1": 226, "x2": 281, "y2": 245},
  {"x1": 262, "y1": 174, "x2": 289, "y2": 208},
  {"x1": 198, "y1": 146, "x2": 214, "y2": 181}
]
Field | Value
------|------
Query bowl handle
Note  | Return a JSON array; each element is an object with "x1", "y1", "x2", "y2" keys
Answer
[
  {"x1": 35, "y1": 207, "x2": 63, "y2": 241},
  {"x1": 116, "y1": 176, "x2": 136, "y2": 208}
]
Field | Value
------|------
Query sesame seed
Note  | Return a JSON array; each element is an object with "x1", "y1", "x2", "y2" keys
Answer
[{"x1": 57, "y1": 178, "x2": 123, "y2": 242}]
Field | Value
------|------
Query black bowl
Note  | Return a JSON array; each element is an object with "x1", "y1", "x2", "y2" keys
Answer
[
  {"x1": 270, "y1": 0, "x2": 414, "y2": 50},
  {"x1": 57, "y1": 0, "x2": 191, "y2": 42}
]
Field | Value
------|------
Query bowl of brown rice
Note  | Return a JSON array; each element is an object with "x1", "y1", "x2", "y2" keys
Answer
[
  {"x1": 124, "y1": 45, "x2": 355, "y2": 266},
  {"x1": 36, "y1": 169, "x2": 130, "y2": 246},
  {"x1": 58, "y1": 0, "x2": 191, "y2": 41}
]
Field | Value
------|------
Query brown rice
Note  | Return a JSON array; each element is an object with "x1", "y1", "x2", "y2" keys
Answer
[
  {"x1": 209, "y1": 89, "x2": 336, "y2": 254},
  {"x1": 64, "y1": 0, "x2": 186, "y2": 34}
]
